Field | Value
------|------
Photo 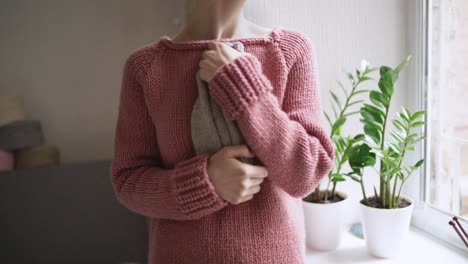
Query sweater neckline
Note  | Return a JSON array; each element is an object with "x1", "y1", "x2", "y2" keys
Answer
[{"x1": 159, "y1": 26, "x2": 284, "y2": 50}]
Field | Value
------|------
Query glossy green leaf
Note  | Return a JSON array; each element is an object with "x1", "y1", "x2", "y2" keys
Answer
[
  {"x1": 379, "y1": 66, "x2": 392, "y2": 76},
  {"x1": 389, "y1": 143, "x2": 402, "y2": 155},
  {"x1": 331, "y1": 101, "x2": 339, "y2": 119},
  {"x1": 353, "y1": 134, "x2": 366, "y2": 141},
  {"x1": 345, "y1": 71, "x2": 355, "y2": 84},
  {"x1": 356, "y1": 69, "x2": 361, "y2": 78},
  {"x1": 369, "y1": 90, "x2": 389, "y2": 108},
  {"x1": 337, "y1": 80, "x2": 349, "y2": 98},
  {"x1": 398, "y1": 171, "x2": 405, "y2": 180},
  {"x1": 364, "y1": 124, "x2": 381, "y2": 144},
  {"x1": 343, "y1": 110, "x2": 360, "y2": 117},
  {"x1": 412, "y1": 121, "x2": 425, "y2": 127},
  {"x1": 378, "y1": 69, "x2": 394, "y2": 96},
  {"x1": 411, "y1": 110, "x2": 427, "y2": 121},
  {"x1": 361, "y1": 118, "x2": 382, "y2": 131},
  {"x1": 392, "y1": 55, "x2": 412, "y2": 82},
  {"x1": 349, "y1": 175, "x2": 361, "y2": 182},
  {"x1": 413, "y1": 159, "x2": 424, "y2": 168},
  {"x1": 403, "y1": 107, "x2": 412, "y2": 120},
  {"x1": 364, "y1": 66, "x2": 379, "y2": 75},
  {"x1": 348, "y1": 143, "x2": 376, "y2": 169},
  {"x1": 331, "y1": 173, "x2": 346, "y2": 182},
  {"x1": 324, "y1": 111, "x2": 333, "y2": 128},
  {"x1": 361, "y1": 108, "x2": 379, "y2": 123},
  {"x1": 409, "y1": 136, "x2": 426, "y2": 144},
  {"x1": 392, "y1": 119, "x2": 406, "y2": 131},
  {"x1": 347, "y1": 100, "x2": 365, "y2": 108},
  {"x1": 330, "y1": 90, "x2": 342, "y2": 109},
  {"x1": 332, "y1": 116, "x2": 346, "y2": 135},
  {"x1": 391, "y1": 131, "x2": 405, "y2": 143},
  {"x1": 350, "y1": 89, "x2": 370, "y2": 97},
  {"x1": 390, "y1": 167, "x2": 402, "y2": 175},
  {"x1": 363, "y1": 103, "x2": 386, "y2": 119},
  {"x1": 398, "y1": 112, "x2": 410, "y2": 124}
]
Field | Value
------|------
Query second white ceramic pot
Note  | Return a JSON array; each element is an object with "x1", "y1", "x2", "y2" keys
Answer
[{"x1": 360, "y1": 195, "x2": 414, "y2": 258}]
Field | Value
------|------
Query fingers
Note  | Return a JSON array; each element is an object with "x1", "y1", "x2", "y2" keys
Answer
[
  {"x1": 208, "y1": 41, "x2": 219, "y2": 50},
  {"x1": 209, "y1": 41, "x2": 228, "y2": 50},
  {"x1": 221, "y1": 144, "x2": 255, "y2": 159},
  {"x1": 201, "y1": 50, "x2": 216, "y2": 60},
  {"x1": 245, "y1": 184, "x2": 262, "y2": 195},
  {"x1": 236, "y1": 194, "x2": 254, "y2": 204},
  {"x1": 239, "y1": 176, "x2": 264, "y2": 190},
  {"x1": 247, "y1": 177, "x2": 264, "y2": 186},
  {"x1": 199, "y1": 57, "x2": 217, "y2": 67},
  {"x1": 241, "y1": 163, "x2": 268, "y2": 179},
  {"x1": 227, "y1": 173, "x2": 265, "y2": 205},
  {"x1": 232, "y1": 184, "x2": 262, "y2": 205},
  {"x1": 213, "y1": 145, "x2": 268, "y2": 205}
]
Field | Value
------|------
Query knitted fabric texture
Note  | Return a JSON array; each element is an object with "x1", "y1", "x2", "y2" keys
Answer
[
  {"x1": 110, "y1": 26, "x2": 335, "y2": 264},
  {"x1": 191, "y1": 41, "x2": 257, "y2": 165}
]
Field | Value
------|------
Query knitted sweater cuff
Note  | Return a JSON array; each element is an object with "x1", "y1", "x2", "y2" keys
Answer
[
  {"x1": 208, "y1": 53, "x2": 273, "y2": 120},
  {"x1": 171, "y1": 153, "x2": 229, "y2": 219}
]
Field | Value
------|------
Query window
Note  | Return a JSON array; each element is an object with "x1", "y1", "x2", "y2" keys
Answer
[
  {"x1": 428, "y1": 0, "x2": 468, "y2": 219},
  {"x1": 409, "y1": 0, "x2": 468, "y2": 251}
]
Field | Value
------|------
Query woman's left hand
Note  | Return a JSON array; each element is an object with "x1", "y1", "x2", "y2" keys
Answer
[{"x1": 199, "y1": 41, "x2": 246, "y2": 83}]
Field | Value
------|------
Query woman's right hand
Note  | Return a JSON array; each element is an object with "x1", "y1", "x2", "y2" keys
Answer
[{"x1": 207, "y1": 144, "x2": 268, "y2": 204}]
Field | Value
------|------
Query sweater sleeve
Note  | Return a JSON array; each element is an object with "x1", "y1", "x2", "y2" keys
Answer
[
  {"x1": 110, "y1": 49, "x2": 228, "y2": 221},
  {"x1": 208, "y1": 34, "x2": 335, "y2": 199}
]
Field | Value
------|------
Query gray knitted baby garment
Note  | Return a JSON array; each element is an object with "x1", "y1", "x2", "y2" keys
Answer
[{"x1": 191, "y1": 41, "x2": 257, "y2": 165}]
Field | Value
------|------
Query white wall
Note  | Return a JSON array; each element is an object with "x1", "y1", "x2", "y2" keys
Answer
[
  {"x1": 1, "y1": 0, "x2": 412, "y2": 222},
  {"x1": 0, "y1": 0, "x2": 178, "y2": 164}
]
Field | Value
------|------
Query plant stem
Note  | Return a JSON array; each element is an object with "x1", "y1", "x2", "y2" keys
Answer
[
  {"x1": 392, "y1": 125, "x2": 411, "y2": 208},
  {"x1": 391, "y1": 171, "x2": 399, "y2": 208},
  {"x1": 388, "y1": 184, "x2": 393, "y2": 208},
  {"x1": 379, "y1": 97, "x2": 391, "y2": 207},
  {"x1": 383, "y1": 159, "x2": 390, "y2": 208},
  {"x1": 330, "y1": 140, "x2": 352, "y2": 198},
  {"x1": 311, "y1": 186, "x2": 320, "y2": 202},
  {"x1": 396, "y1": 175, "x2": 409, "y2": 205},
  {"x1": 360, "y1": 178, "x2": 368, "y2": 204},
  {"x1": 338, "y1": 80, "x2": 362, "y2": 121},
  {"x1": 331, "y1": 182, "x2": 337, "y2": 198},
  {"x1": 324, "y1": 180, "x2": 331, "y2": 201},
  {"x1": 321, "y1": 79, "x2": 363, "y2": 202},
  {"x1": 390, "y1": 167, "x2": 399, "y2": 208}
]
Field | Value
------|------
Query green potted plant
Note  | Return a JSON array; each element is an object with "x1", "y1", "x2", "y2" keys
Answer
[
  {"x1": 346, "y1": 55, "x2": 426, "y2": 258},
  {"x1": 302, "y1": 60, "x2": 376, "y2": 251}
]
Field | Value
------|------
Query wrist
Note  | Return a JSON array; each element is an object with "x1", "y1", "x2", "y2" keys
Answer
[{"x1": 208, "y1": 53, "x2": 273, "y2": 120}]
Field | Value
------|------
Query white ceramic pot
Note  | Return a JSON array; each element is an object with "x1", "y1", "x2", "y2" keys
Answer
[
  {"x1": 302, "y1": 191, "x2": 348, "y2": 251},
  {"x1": 360, "y1": 195, "x2": 413, "y2": 258}
]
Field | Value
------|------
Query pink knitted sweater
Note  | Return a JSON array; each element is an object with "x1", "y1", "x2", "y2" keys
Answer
[{"x1": 110, "y1": 26, "x2": 335, "y2": 264}]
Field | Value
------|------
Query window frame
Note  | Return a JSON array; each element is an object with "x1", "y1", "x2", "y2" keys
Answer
[{"x1": 406, "y1": 0, "x2": 468, "y2": 252}]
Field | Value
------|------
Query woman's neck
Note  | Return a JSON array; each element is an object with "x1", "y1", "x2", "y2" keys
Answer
[{"x1": 173, "y1": 0, "x2": 270, "y2": 42}]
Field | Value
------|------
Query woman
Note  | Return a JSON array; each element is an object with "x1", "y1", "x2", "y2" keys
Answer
[{"x1": 110, "y1": 0, "x2": 335, "y2": 263}]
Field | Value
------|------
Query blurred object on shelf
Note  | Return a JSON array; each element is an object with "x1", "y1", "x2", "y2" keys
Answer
[
  {"x1": 0, "y1": 96, "x2": 26, "y2": 126},
  {"x1": 0, "y1": 148, "x2": 14, "y2": 172},
  {"x1": 15, "y1": 144, "x2": 60, "y2": 169},
  {"x1": 0, "y1": 120, "x2": 44, "y2": 151}
]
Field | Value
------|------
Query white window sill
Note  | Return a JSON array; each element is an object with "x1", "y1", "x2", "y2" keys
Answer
[{"x1": 305, "y1": 224, "x2": 468, "y2": 264}]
